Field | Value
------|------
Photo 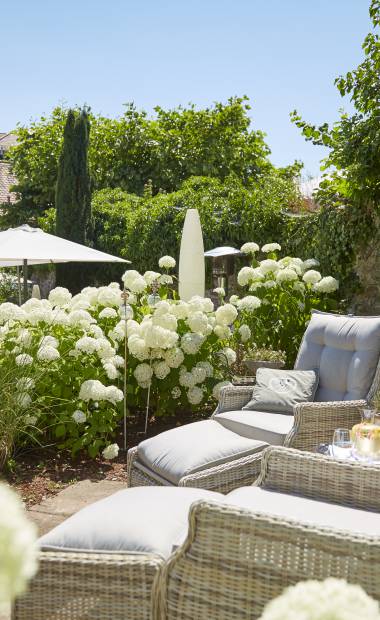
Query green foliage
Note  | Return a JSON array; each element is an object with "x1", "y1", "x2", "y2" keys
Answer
[
  {"x1": 55, "y1": 108, "x2": 92, "y2": 291},
  {"x1": 89, "y1": 174, "x2": 301, "y2": 275},
  {"x1": 7, "y1": 97, "x2": 274, "y2": 218}
]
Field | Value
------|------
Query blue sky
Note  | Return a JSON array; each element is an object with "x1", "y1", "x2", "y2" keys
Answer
[{"x1": 2, "y1": 0, "x2": 372, "y2": 176}]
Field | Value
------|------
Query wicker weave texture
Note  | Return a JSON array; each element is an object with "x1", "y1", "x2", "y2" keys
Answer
[
  {"x1": 158, "y1": 500, "x2": 380, "y2": 620},
  {"x1": 13, "y1": 551, "x2": 164, "y2": 620},
  {"x1": 258, "y1": 446, "x2": 380, "y2": 511}
]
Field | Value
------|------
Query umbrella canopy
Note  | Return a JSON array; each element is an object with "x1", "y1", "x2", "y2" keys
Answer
[
  {"x1": 204, "y1": 246, "x2": 242, "y2": 258},
  {"x1": 0, "y1": 225, "x2": 129, "y2": 266}
]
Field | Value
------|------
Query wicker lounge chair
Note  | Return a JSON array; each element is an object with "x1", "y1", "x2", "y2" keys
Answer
[
  {"x1": 156, "y1": 446, "x2": 380, "y2": 619},
  {"x1": 127, "y1": 311, "x2": 380, "y2": 492}
]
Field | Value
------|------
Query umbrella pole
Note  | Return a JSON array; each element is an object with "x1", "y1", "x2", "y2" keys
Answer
[
  {"x1": 17, "y1": 266, "x2": 22, "y2": 305},
  {"x1": 23, "y1": 260, "x2": 28, "y2": 303}
]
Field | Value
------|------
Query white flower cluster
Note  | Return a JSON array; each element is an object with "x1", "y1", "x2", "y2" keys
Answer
[
  {"x1": 79, "y1": 379, "x2": 123, "y2": 404},
  {"x1": 102, "y1": 443, "x2": 119, "y2": 460},
  {"x1": 260, "y1": 578, "x2": 380, "y2": 620},
  {"x1": 0, "y1": 484, "x2": 38, "y2": 604}
]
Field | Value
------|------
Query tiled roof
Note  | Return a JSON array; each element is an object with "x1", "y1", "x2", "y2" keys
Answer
[
  {"x1": 0, "y1": 162, "x2": 17, "y2": 204},
  {"x1": 0, "y1": 132, "x2": 18, "y2": 150}
]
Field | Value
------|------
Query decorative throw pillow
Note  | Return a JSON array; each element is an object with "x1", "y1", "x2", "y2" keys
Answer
[{"x1": 243, "y1": 368, "x2": 319, "y2": 414}]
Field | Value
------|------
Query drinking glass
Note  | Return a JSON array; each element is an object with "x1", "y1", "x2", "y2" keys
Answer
[
  {"x1": 361, "y1": 409, "x2": 375, "y2": 424},
  {"x1": 332, "y1": 428, "x2": 353, "y2": 460}
]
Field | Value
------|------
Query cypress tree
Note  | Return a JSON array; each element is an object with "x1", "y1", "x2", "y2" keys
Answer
[{"x1": 55, "y1": 108, "x2": 92, "y2": 291}]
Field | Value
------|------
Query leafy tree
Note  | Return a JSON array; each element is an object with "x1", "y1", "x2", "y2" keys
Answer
[
  {"x1": 7, "y1": 97, "x2": 275, "y2": 217},
  {"x1": 291, "y1": 0, "x2": 380, "y2": 208},
  {"x1": 55, "y1": 108, "x2": 92, "y2": 290}
]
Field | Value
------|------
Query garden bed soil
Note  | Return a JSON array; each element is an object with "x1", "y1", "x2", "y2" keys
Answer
[{"x1": 3, "y1": 411, "x2": 208, "y2": 507}]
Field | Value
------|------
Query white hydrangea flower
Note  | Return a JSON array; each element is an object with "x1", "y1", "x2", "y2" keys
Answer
[
  {"x1": 153, "y1": 360, "x2": 171, "y2": 379},
  {"x1": 302, "y1": 258, "x2": 320, "y2": 270},
  {"x1": 81, "y1": 287, "x2": 99, "y2": 305},
  {"x1": 196, "y1": 360, "x2": 214, "y2": 377},
  {"x1": 0, "y1": 302, "x2": 27, "y2": 324},
  {"x1": 187, "y1": 311, "x2": 209, "y2": 334},
  {"x1": 165, "y1": 346, "x2": 185, "y2": 368},
  {"x1": 220, "y1": 347, "x2": 237, "y2": 366},
  {"x1": 68, "y1": 310, "x2": 95, "y2": 328},
  {"x1": 213, "y1": 287, "x2": 225, "y2": 297},
  {"x1": 152, "y1": 312, "x2": 178, "y2": 332},
  {"x1": 215, "y1": 303, "x2": 238, "y2": 326},
  {"x1": 168, "y1": 302, "x2": 187, "y2": 320},
  {"x1": 129, "y1": 276, "x2": 147, "y2": 294},
  {"x1": 102, "y1": 443, "x2": 119, "y2": 460},
  {"x1": 261, "y1": 242, "x2": 281, "y2": 253},
  {"x1": 15, "y1": 353, "x2": 33, "y2": 366},
  {"x1": 238, "y1": 324, "x2": 251, "y2": 342},
  {"x1": 191, "y1": 366, "x2": 207, "y2": 384},
  {"x1": 16, "y1": 328, "x2": 33, "y2": 348},
  {"x1": 171, "y1": 386, "x2": 181, "y2": 399},
  {"x1": 16, "y1": 392, "x2": 32, "y2": 410},
  {"x1": 229, "y1": 294, "x2": 239, "y2": 305},
  {"x1": 179, "y1": 370, "x2": 197, "y2": 388},
  {"x1": 128, "y1": 335, "x2": 150, "y2": 360},
  {"x1": 75, "y1": 336, "x2": 99, "y2": 355},
  {"x1": 237, "y1": 266, "x2": 255, "y2": 287},
  {"x1": 27, "y1": 308, "x2": 55, "y2": 326},
  {"x1": 237, "y1": 295, "x2": 261, "y2": 312},
  {"x1": 104, "y1": 385, "x2": 123, "y2": 404},
  {"x1": 214, "y1": 324, "x2": 231, "y2": 340},
  {"x1": 48, "y1": 287, "x2": 72, "y2": 307},
  {"x1": 102, "y1": 361, "x2": 119, "y2": 380},
  {"x1": 112, "y1": 355, "x2": 125, "y2": 368},
  {"x1": 99, "y1": 307, "x2": 118, "y2": 319},
  {"x1": 293, "y1": 281, "x2": 305, "y2": 293},
  {"x1": 96, "y1": 338, "x2": 116, "y2": 360},
  {"x1": 143, "y1": 270, "x2": 161, "y2": 285},
  {"x1": 276, "y1": 268, "x2": 298, "y2": 283},
  {"x1": 72, "y1": 410, "x2": 86, "y2": 424},
  {"x1": 302, "y1": 269, "x2": 322, "y2": 284},
  {"x1": 79, "y1": 379, "x2": 106, "y2": 402},
  {"x1": 52, "y1": 309, "x2": 70, "y2": 326},
  {"x1": 187, "y1": 386, "x2": 204, "y2": 405},
  {"x1": 212, "y1": 380, "x2": 232, "y2": 400},
  {"x1": 240, "y1": 242, "x2": 260, "y2": 254},
  {"x1": 260, "y1": 578, "x2": 380, "y2": 620},
  {"x1": 158, "y1": 255, "x2": 176, "y2": 269},
  {"x1": 249, "y1": 282, "x2": 263, "y2": 292},
  {"x1": 160, "y1": 274, "x2": 173, "y2": 285},
  {"x1": 181, "y1": 332, "x2": 204, "y2": 355},
  {"x1": 39, "y1": 335, "x2": 59, "y2": 348},
  {"x1": 97, "y1": 286, "x2": 121, "y2": 307},
  {"x1": 122, "y1": 270, "x2": 141, "y2": 289},
  {"x1": 0, "y1": 483, "x2": 38, "y2": 604},
  {"x1": 313, "y1": 276, "x2": 339, "y2": 293},
  {"x1": 37, "y1": 345, "x2": 60, "y2": 362},
  {"x1": 259, "y1": 259, "x2": 280, "y2": 275},
  {"x1": 134, "y1": 363, "x2": 153, "y2": 384},
  {"x1": 264, "y1": 280, "x2": 276, "y2": 289},
  {"x1": 16, "y1": 377, "x2": 35, "y2": 391},
  {"x1": 141, "y1": 322, "x2": 178, "y2": 349}
]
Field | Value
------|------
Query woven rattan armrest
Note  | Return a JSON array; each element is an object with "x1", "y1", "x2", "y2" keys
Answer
[
  {"x1": 284, "y1": 399, "x2": 365, "y2": 451},
  {"x1": 157, "y1": 499, "x2": 380, "y2": 619},
  {"x1": 212, "y1": 384, "x2": 253, "y2": 416},
  {"x1": 256, "y1": 445, "x2": 380, "y2": 511},
  {"x1": 13, "y1": 550, "x2": 164, "y2": 620}
]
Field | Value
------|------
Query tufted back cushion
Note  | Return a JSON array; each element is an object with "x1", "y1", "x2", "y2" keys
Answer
[{"x1": 294, "y1": 311, "x2": 380, "y2": 402}]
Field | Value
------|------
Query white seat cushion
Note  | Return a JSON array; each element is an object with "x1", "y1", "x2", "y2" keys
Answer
[
  {"x1": 137, "y1": 420, "x2": 268, "y2": 485},
  {"x1": 226, "y1": 486, "x2": 380, "y2": 536},
  {"x1": 214, "y1": 410, "x2": 294, "y2": 445},
  {"x1": 39, "y1": 487, "x2": 223, "y2": 559},
  {"x1": 295, "y1": 311, "x2": 380, "y2": 401}
]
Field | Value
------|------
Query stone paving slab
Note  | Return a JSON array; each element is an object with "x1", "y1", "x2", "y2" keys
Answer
[{"x1": 28, "y1": 479, "x2": 127, "y2": 536}]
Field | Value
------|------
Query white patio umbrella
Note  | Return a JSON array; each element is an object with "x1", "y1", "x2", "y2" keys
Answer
[
  {"x1": 178, "y1": 209, "x2": 205, "y2": 300},
  {"x1": 0, "y1": 224, "x2": 129, "y2": 301}
]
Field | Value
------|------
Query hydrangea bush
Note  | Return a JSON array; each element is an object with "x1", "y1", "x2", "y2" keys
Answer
[
  {"x1": 0, "y1": 258, "x2": 237, "y2": 458},
  {"x1": 235, "y1": 242, "x2": 339, "y2": 364}
]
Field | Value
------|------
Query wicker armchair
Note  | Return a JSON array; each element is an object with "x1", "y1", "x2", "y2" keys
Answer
[
  {"x1": 128, "y1": 312, "x2": 380, "y2": 493},
  {"x1": 156, "y1": 446, "x2": 380, "y2": 620}
]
